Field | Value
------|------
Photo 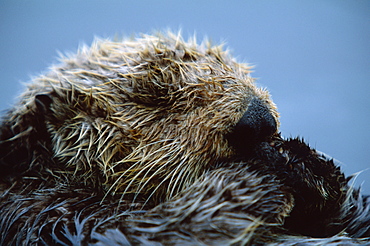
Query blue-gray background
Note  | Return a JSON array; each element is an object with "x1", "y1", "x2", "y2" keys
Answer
[{"x1": 1, "y1": 1, "x2": 369, "y2": 193}]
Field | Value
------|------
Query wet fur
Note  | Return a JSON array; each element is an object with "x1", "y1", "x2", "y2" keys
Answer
[
  {"x1": 0, "y1": 32, "x2": 276, "y2": 203},
  {"x1": 0, "y1": 32, "x2": 369, "y2": 245}
]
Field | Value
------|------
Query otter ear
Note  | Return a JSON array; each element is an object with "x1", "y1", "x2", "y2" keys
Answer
[
  {"x1": 35, "y1": 94, "x2": 53, "y2": 114},
  {"x1": 0, "y1": 94, "x2": 55, "y2": 178}
]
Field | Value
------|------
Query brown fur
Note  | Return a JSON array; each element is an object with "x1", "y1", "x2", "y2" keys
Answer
[
  {"x1": 0, "y1": 32, "x2": 368, "y2": 245},
  {"x1": 1, "y1": 32, "x2": 277, "y2": 203}
]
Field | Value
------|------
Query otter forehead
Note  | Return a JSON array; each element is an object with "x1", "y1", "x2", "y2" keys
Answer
[
  {"x1": 18, "y1": 32, "x2": 279, "y2": 201},
  {"x1": 36, "y1": 33, "x2": 277, "y2": 131}
]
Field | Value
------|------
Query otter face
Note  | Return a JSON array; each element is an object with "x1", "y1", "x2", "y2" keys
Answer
[{"x1": 8, "y1": 33, "x2": 278, "y2": 203}]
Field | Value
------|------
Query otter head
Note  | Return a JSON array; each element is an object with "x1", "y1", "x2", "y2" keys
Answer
[{"x1": 0, "y1": 32, "x2": 278, "y2": 204}]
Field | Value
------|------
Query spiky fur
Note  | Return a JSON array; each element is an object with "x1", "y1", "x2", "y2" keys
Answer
[
  {"x1": 1, "y1": 32, "x2": 277, "y2": 203},
  {"x1": 0, "y1": 32, "x2": 369, "y2": 245}
]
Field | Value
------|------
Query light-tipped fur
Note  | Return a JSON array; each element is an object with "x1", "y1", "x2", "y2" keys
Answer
[
  {"x1": 0, "y1": 32, "x2": 277, "y2": 204},
  {"x1": 0, "y1": 32, "x2": 368, "y2": 245}
]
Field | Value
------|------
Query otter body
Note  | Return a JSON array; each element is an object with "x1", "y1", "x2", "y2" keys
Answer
[{"x1": 0, "y1": 32, "x2": 369, "y2": 245}]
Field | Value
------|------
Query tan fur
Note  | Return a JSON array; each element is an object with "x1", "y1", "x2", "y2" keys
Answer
[
  {"x1": 1, "y1": 32, "x2": 369, "y2": 245},
  {"x1": 9, "y1": 31, "x2": 278, "y2": 203}
]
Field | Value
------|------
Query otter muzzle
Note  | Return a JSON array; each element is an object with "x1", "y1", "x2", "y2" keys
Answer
[{"x1": 227, "y1": 98, "x2": 277, "y2": 155}]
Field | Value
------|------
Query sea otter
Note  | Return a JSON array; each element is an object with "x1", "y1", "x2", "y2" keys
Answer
[{"x1": 0, "y1": 32, "x2": 369, "y2": 245}]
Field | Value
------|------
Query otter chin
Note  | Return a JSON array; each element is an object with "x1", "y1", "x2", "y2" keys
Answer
[{"x1": 0, "y1": 32, "x2": 369, "y2": 245}]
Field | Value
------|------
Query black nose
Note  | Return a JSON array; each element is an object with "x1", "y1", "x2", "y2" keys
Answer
[{"x1": 227, "y1": 98, "x2": 277, "y2": 154}]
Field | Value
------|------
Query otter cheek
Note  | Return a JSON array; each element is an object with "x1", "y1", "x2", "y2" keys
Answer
[{"x1": 227, "y1": 98, "x2": 277, "y2": 156}]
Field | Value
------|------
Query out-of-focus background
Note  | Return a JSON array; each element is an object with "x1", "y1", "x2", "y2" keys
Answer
[{"x1": 1, "y1": 1, "x2": 369, "y2": 192}]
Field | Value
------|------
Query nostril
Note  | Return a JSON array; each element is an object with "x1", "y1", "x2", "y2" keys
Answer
[
  {"x1": 227, "y1": 98, "x2": 277, "y2": 154},
  {"x1": 243, "y1": 98, "x2": 277, "y2": 139}
]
